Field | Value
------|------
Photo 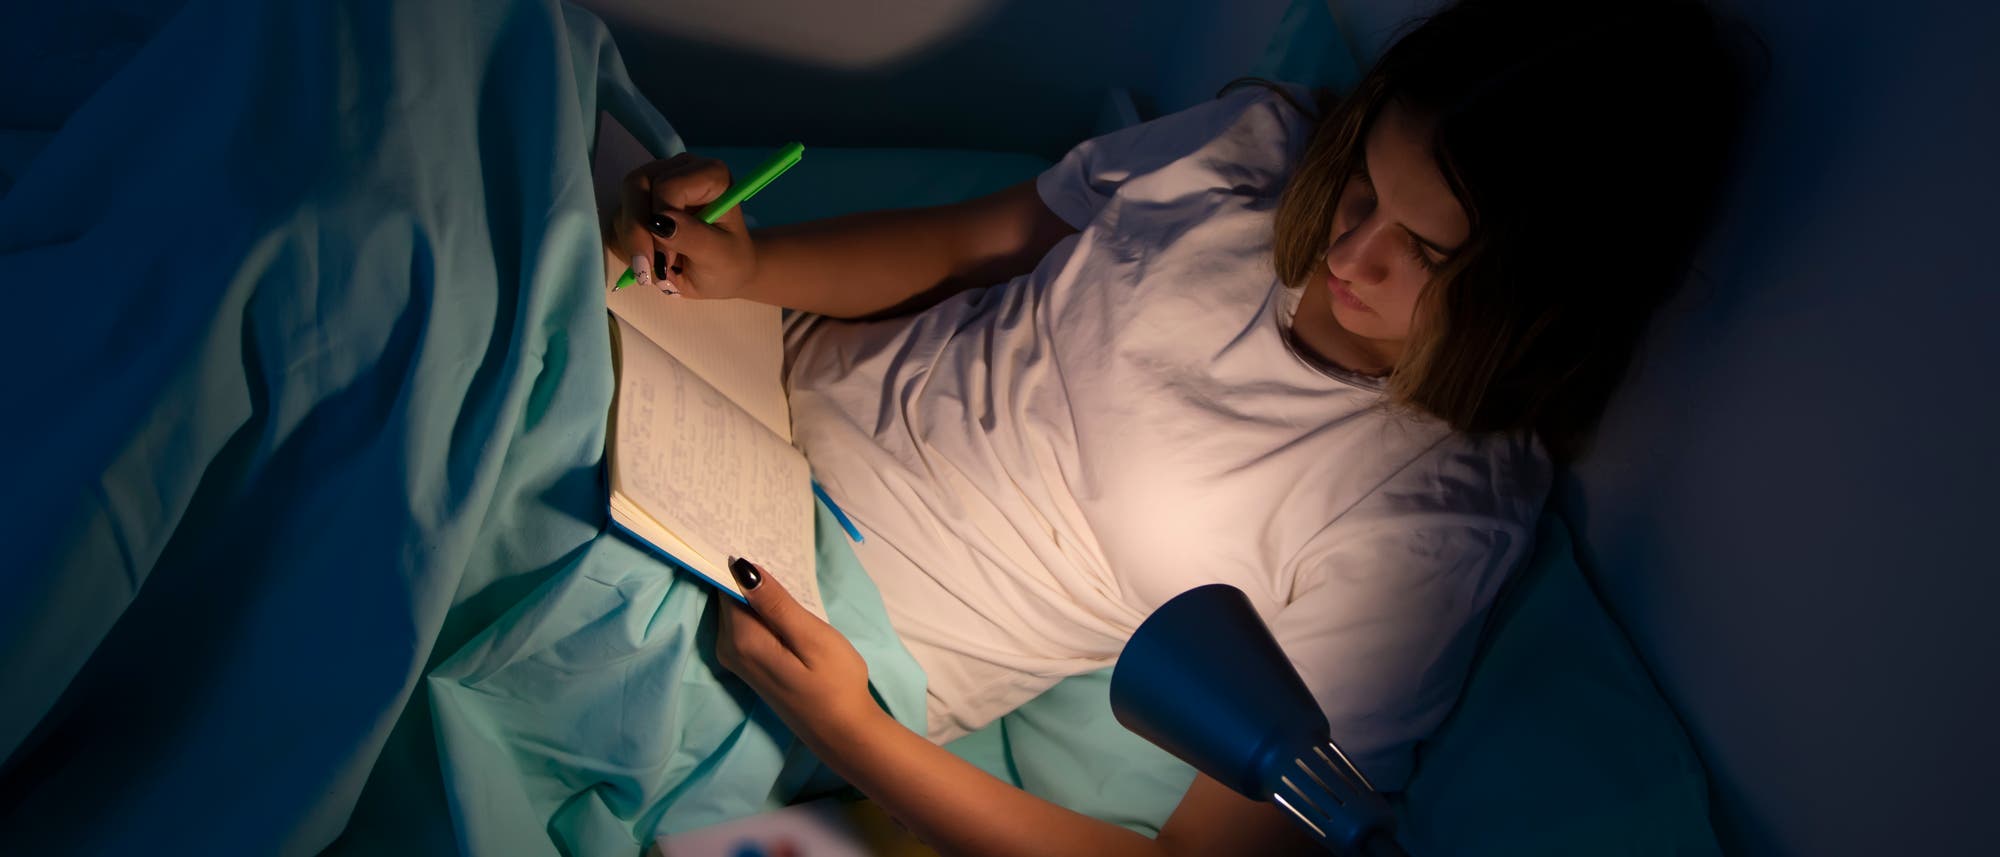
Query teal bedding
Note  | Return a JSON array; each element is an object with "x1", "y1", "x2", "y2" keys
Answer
[
  {"x1": 429, "y1": 501, "x2": 925, "y2": 855},
  {"x1": 0, "y1": 0, "x2": 921, "y2": 853}
]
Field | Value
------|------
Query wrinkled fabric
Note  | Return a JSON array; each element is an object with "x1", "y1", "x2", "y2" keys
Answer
[
  {"x1": 0, "y1": 1, "x2": 921, "y2": 854},
  {"x1": 429, "y1": 499, "x2": 925, "y2": 856}
]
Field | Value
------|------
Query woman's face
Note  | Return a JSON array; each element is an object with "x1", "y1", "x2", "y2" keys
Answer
[{"x1": 1292, "y1": 99, "x2": 1471, "y2": 375}]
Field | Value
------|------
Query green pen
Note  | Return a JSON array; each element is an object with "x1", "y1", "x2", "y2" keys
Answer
[{"x1": 614, "y1": 141, "x2": 805, "y2": 290}]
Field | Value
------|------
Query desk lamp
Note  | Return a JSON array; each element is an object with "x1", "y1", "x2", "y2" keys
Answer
[{"x1": 1110, "y1": 584, "x2": 1409, "y2": 857}]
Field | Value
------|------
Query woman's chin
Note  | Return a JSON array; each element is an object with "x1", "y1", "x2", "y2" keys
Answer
[{"x1": 1328, "y1": 302, "x2": 1378, "y2": 339}]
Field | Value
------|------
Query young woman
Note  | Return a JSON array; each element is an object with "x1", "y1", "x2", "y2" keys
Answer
[{"x1": 607, "y1": 0, "x2": 1748, "y2": 853}]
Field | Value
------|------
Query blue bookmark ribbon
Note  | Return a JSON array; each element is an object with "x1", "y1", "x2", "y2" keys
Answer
[{"x1": 811, "y1": 480, "x2": 864, "y2": 543}]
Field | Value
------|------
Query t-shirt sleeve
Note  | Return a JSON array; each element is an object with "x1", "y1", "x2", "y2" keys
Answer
[
  {"x1": 1034, "y1": 86, "x2": 1285, "y2": 230},
  {"x1": 1265, "y1": 512, "x2": 1532, "y2": 793}
]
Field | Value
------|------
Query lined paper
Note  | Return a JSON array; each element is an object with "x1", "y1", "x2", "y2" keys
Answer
[{"x1": 610, "y1": 318, "x2": 820, "y2": 619}]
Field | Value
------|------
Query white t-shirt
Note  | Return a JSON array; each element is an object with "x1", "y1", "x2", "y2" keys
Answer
[{"x1": 783, "y1": 85, "x2": 1551, "y2": 789}]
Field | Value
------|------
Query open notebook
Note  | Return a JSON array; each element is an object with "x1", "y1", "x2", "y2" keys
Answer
[{"x1": 593, "y1": 112, "x2": 825, "y2": 621}]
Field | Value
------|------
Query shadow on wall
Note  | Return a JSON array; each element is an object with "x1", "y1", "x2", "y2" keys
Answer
[{"x1": 1549, "y1": 0, "x2": 2000, "y2": 855}]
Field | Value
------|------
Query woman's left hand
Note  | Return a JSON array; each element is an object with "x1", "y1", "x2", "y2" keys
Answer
[{"x1": 715, "y1": 558, "x2": 880, "y2": 745}]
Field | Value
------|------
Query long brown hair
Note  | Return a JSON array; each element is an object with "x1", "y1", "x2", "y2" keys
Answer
[{"x1": 1266, "y1": 0, "x2": 1753, "y2": 461}]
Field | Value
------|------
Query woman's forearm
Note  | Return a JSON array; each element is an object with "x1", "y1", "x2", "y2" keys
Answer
[
  {"x1": 810, "y1": 708, "x2": 1168, "y2": 857},
  {"x1": 740, "y1": 208, "x2": 976, "y2": 319},
  {"x1": 739, "y1": 181, "x2": 1075, "y2": 320}
]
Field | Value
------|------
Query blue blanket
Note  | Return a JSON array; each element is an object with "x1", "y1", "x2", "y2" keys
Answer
[{"x1": 0, "y1": 1, "x2": 924, "y2": 853}]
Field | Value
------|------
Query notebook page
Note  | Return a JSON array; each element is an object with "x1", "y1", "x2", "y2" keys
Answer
[
  {"x1": 607, "y1": 287, "x2": 791, "y2": 443},
  {"x1": 610, "y1": 317, "x2": 821, "y2": 618}
]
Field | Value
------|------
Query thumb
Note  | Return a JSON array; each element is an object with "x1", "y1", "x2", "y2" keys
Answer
[{"x1": 729, "y1": 557, "x2": 827, "y2": 658}]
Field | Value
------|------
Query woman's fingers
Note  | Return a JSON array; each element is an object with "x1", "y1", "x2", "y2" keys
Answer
[
  {"x1": 649, "y1": 154, "x2": 733, "y2": 212},
  {"x1": 651, "y1": 208, "x2": 762, "y2": 300},
  {"x1": 645, "y1": 158, "x2": 730, "y2": 296},
  {"x1": 717, "y1": 597, "x2": 804, "y2": 685},
  {"x1": 644, "y1": 210, "x2": 711, "y2": 275},
  {"x1": 618, "y1": 154, "x2": 742, "y2": 295},
  {"x1": 617, "y1": 168, "x2": 658, "y2": 288},
  {"x1": 714, "y1": 558, "x2": 873, "y2": 731},
  {"x1": 728, "y1": 558, "x2": 841, "y2": 666}
]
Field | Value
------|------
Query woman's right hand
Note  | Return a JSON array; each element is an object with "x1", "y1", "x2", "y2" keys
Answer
[{"x1": 612, "y1": 153, "x2": 758, "y2": 300}]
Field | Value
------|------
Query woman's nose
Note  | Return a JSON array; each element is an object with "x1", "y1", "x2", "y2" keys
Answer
[{"x1": 1325, "y1": 218, "x2": 1390, "y2": 286}]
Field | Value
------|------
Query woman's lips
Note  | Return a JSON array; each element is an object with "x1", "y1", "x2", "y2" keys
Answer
[{"x1": 1328, "y1": 273, "x2": 1373, "y2": 312}]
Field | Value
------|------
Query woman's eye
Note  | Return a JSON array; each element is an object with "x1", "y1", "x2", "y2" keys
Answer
[{"x1": 1405, "y1": 234, "x2": 1440, "y2": 273}]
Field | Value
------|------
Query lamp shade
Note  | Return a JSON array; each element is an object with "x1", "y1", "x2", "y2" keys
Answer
[{"x1": 1110, "y1": 584, "x2": 1401, "y2": 855}]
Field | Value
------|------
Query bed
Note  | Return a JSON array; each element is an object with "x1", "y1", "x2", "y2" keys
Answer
[{"x1": 0, "y1": 1, "x2": 1718, "y2": 854}]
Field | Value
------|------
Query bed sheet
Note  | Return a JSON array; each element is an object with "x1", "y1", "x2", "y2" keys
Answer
[{"x1": 0, "y1": 1, "x2": 921, "y2": 854}]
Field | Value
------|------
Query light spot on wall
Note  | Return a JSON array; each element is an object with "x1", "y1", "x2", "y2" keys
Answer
[{"x1": 578, "y1": 0, "x2": 998, "y2": 69}]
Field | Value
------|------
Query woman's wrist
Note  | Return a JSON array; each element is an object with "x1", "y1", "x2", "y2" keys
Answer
[
  {"x1": 792, "y1": 691, "x2": 902, "y2": 756},
  {"x1": 732, "y1": 231, "x2": 777, "y2": 305}
]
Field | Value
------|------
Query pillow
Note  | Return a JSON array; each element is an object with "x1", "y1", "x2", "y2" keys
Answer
[
  {"x1": 1248, "y1": 0, "x2": 1364, "y2": 94},
  {"x1": 1392, "y1": 512, "x2": 1721, "y2": 856}
]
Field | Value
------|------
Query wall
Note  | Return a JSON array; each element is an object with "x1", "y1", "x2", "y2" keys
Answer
[
  {"x1": 576, "y1": 0, "x2": 1290, "y2": 159},
  {"x1": 1336, "y1": 0, "x2": 2000, "y2": 854}
]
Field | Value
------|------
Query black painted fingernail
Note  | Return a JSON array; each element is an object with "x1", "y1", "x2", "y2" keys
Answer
[
  {"x1": 729, "y1": 556, "x2": 762, "y2": 590},
  {"x1": 648, "y1": 214, "x2": 676, "y2": 238},
  {"x1": 656, "y1": 250, "x2": 668, "y2": 275}
]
